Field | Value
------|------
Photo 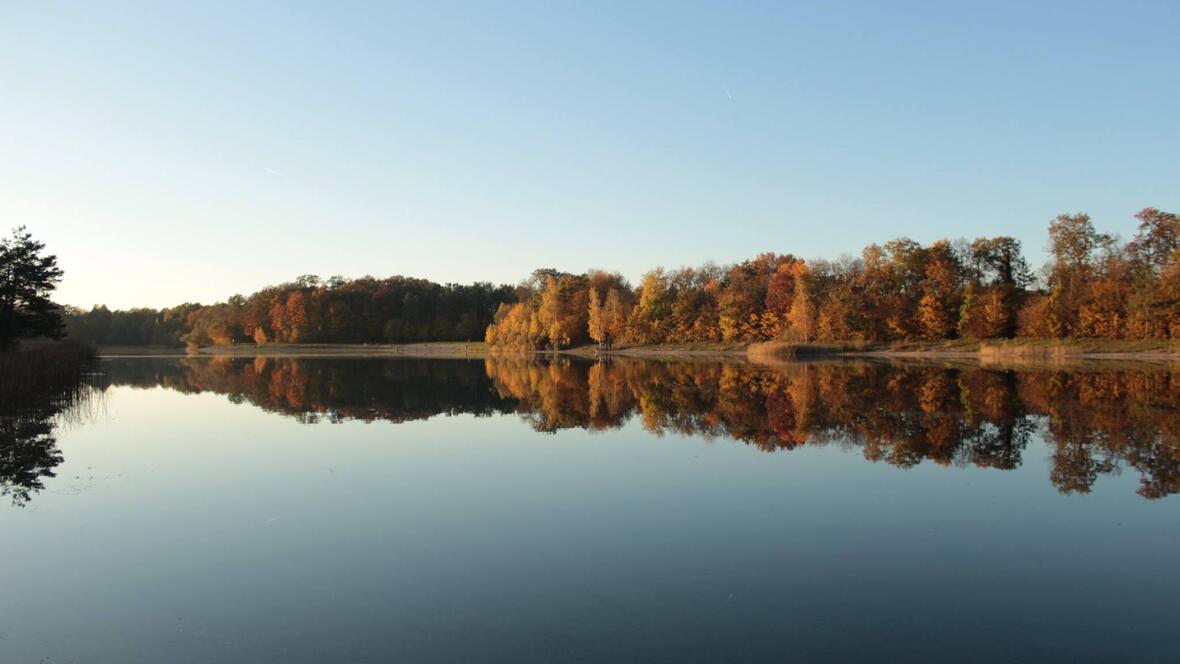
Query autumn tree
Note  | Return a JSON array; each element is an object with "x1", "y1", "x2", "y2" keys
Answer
[
  {"x1": 811, "y1": 257, "x2": 863, "y2": 342},
  {"x1": 786, "y1": 261, "x2": 816, "y2": 342},
  {"x1": 917, "y1": 241, "x2": 963, "y2": 339},
  {"x1": 1128, "y1": 208, "x2": 1180, "y2": 274},
  {"x1": 588, "y1": 288, "x2": 606, "y2": 347},
  {"x1": 585, "y1": 271, "x2": 633, "y2": 350},
  {"x1": 602, "y1": 289, "x2": 629, "y2": 346},
  {"x1": 629, "y1": 269, "x2": 673, "y2": 343},
  {"x1": 857, "y1": 239, "x2": 929, "y2": 340},
  {"x1": 715, "y1": 254, "x2": 792, "y2": 342},
  {"x1": 1156, "y1": 247, "x2": 1180, "y2": 336},
  {"x1": 958, "y1": 236, "x2": 1031, "y2": 338},
  {"x1": 666, "y1": 266, "x2": 721, "y2": 342},
  {"x1": 588, "y1": 287, "x2": 631, "y2": 350},
  {"x1": 1076, "y1": 249, "x2": 1133, "y2": 338},
  {"x1": 765, "y1": 261, "x2": 798, "y2": 339},
  {"x1": 718, "y1": 268, "x2": 760, "y2": 342},
  {"x1": 1120, "y1": 208, "x2": 1180, "y2": 337},
  {"x1": 1041, "y1": 213, "x2": 1110, "y2": 336},
  {"x1": 537, "y1": 274, "x2": 589, "y2": 349}
]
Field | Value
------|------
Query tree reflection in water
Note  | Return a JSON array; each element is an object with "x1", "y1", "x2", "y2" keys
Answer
[
  {"x1": 100, "y1": 356, "x2": 1180, "y2": 500},
  {"x1": 0, "y1": 380, "x2": 96, "y2": 507}
]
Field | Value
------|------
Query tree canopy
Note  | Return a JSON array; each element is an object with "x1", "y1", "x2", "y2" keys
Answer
[
  {"x1": 65, "y1": 276, "x2": 516, "y2": 349},
  {"x1": 487, "y1": 207, "x2": 1180, "y2": 349},
  {"x1": 0, "y1": 227, "x2": 64, "y2": 349},
  {"x1": 56, "y1": 206, "x2": 1180, "y2": 350}
]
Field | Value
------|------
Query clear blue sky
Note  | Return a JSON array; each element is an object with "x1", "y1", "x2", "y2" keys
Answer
[{"x1": 3, "y1": 1, "x2": 1177, "y2": 309}]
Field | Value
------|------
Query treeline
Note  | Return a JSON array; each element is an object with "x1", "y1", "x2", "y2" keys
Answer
[
  {"x1": 486, "y1": 208, "x2": 1180, "y2": 348},
  {"x1": 64, "y1": 305, "x2": 199, "y2": 347},
  {"x1": 65, "y1": 275, "x2": 516, "y2": 348},
  {"x1": 60, "y1": 208, "x2": 1180, "y2": 349}
]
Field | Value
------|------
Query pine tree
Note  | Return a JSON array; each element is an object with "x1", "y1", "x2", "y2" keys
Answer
[{"x1": 0, "y1": 227, "x2": 65, "y2": 349}]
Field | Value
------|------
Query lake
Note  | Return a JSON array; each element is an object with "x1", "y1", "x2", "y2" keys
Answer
[{"x1": 2, "y1": 356, "x2": 1179, "y2": 662}]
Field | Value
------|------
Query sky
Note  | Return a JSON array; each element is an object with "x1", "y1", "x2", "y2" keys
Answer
[{"x1": 2, "y1": 1, "x2": 1177, "y2": 309}]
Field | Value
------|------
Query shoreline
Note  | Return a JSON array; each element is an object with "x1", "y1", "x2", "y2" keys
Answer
[
  {"x1": 95, "y1": 339, "x2": 1180, "y2": 364},
  {"x1": 98, "y1": 342, "x2": 490, "y2": 359}
]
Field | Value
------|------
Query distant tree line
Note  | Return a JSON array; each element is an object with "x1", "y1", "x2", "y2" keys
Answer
[
  {"x1": 65, "y1": 275, "x2": 515, "y2": 348},
  {"x1": 56, "y1": 207, "x2": 1180, "y2": 349},
  {"x1": 487, "y1": 208, "x2": 1180, "y2": 348},
  {"x1": 64, "y1": 305, "x2": 199, "y2": 347}
]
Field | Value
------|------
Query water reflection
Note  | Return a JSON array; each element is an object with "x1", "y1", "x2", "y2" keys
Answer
[
  {"x1": 0, "y1": 377, "x2": 95, "y2": 506},
  {"x1": 101, "y1": 356, "x2": 516, "y2": 424},
  {"x1": 98, "y1": 356, "x2": 1180, "y2": 501},
  {"x1": 0, "y1": 413, "x2": 64, "y2": 505}
]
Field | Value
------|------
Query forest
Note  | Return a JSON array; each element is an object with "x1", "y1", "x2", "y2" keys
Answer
[
  {"x1": 487, "y1": 208, "x2": 1180, "y2": 348},
  {"x1": 65, "y1": 275, "x2": 516, "y2": 348},
  {"x1": 62, "y1": 208, "x2": 1180, "y2": 349}
]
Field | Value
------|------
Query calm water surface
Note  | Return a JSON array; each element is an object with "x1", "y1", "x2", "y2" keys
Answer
[{"x1": 2, "y1": 356, "x2": 1179, "y2": 662}]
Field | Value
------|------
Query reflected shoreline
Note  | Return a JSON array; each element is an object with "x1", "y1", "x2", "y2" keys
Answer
[{"x1": 87, "y1": 356, "x2": 1180, "y2": 501}]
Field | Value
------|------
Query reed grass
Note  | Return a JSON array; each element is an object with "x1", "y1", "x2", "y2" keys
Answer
[
  {"x1": 0, "y1": 341, "x2": 97, "y2": 412},
  {"x1": 747, "y1": 341, "x2": 850, "y2": 360}
]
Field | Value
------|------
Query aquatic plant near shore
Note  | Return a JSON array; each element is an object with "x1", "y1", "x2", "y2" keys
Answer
[{"x1": 0, "y1": 341, "x2": 96, "y2": 411}]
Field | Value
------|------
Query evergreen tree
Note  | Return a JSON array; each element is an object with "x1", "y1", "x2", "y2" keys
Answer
[{"x1": 0, "y1": 227, "x2": 64, "y2": 349}]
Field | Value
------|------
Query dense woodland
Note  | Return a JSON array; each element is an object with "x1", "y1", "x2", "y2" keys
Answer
[
  {"x1": 61, "y1": 208, "x2": 1180, "y2": 349},
  {"x1": 65, "y1": 276, "x2": 515, "y2": 348},
  {"x1": 487, "y1": 208, "x2": 1180, "y2": 349}
]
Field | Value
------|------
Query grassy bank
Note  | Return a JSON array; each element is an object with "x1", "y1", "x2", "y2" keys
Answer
[
  {"x1": 748, "y1": 338, "x2": 1180, "y2": 362},
  {"x1": 0, "y1": 341, "x2": 97, "y2": 410},
  {"x1": 566, "y1": 342, "x2": 750, "y2": 358}
]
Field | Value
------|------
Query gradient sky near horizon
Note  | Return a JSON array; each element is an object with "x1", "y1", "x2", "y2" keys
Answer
[{"x1": 3, "y1": 1, "x2": 1178, "y2": 309}]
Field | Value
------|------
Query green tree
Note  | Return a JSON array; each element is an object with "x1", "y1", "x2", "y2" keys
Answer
[{"x1": 0, "y1": 227, "x2": 65, "y2": 349}]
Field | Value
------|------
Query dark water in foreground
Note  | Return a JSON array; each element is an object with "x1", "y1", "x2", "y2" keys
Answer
[{"x1": 2, "y1": 356, "x2": 1179, "y2": 662}]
